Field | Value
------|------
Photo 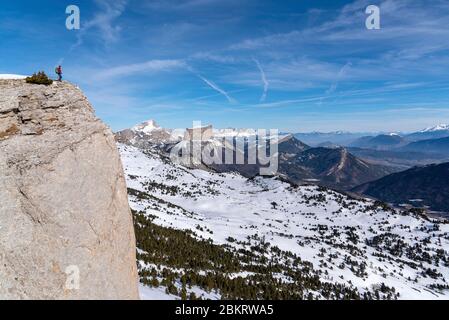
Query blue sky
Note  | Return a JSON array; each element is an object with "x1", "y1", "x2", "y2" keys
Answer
[{"x1": 1, "y1": 0, "x2": 449, "y2": 132}]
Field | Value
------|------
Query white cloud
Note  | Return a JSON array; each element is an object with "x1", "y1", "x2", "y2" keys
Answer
[
  {"x1": 145, "y1": 0, "x2": 244, "y2": 11},
  {"x1": 72, "y1": 0, "x2": 127, "y2": 49},
  {"x1": 190, "y1": 52, "x2": 237, "y2": 64},
  {"x1": 95, "y1": 59, "x2": 186, "y2": 79},
  {"x1": 229, "y1": 0, "x2": 449, "y2": 62}
]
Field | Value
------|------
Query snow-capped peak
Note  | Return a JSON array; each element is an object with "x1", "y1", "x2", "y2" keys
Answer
[
  {"x1": 420, "y1": 124, "x2": 449, "y2": 132},
  {"x1": 132, "y1": 120, "x2": 162, "y2": 134}
]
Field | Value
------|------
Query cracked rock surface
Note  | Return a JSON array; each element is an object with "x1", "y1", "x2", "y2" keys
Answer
[{"x1": 0, "y1": 80, "x2": 139, "y2": 299}]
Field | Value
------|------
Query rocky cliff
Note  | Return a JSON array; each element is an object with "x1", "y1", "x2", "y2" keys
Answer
[{"x1": 0, "y1": 79, "x2": 139, "y2": 299}]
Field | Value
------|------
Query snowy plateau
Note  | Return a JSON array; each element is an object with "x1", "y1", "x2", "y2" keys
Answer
[{"x1": 118, "y1": 144, "x2": 449, "y2": 300}]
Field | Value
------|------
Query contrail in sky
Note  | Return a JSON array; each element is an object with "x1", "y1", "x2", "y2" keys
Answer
[
  {"x1": 197, "y1": 74, "x2": 236, "y2": 104},
  {"x1": 253, "y1": 58, "x2": 269, "y2": 102}
]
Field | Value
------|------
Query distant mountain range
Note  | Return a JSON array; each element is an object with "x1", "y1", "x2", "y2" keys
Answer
[
  {"x1": 294, "y1": 124, "x2": 449, "y2": 147},
  {"x1": 292, "y1": 125, "x2": 449, "y2": 168},
  {"x1": 347, "y1": 147, "x2": 448, "y2": 170},
  {"x1": 116, "y1": 122, "x2": 397, "y2": 190},
  {"x1": 347, "y1": 131, "x2": 449, "y2": 161},
  {"x1": 115, "y1": 120, "x2": 449, "y2": 213},
  {"x1": 293, "y1": 131, "x2": 369, "y2": 146},
  {"x1": 399, "y1": 136, "x2": 449, "y2": 156},
  {"x1": 350, "y1": 134, "x2": 407, "y2": 150},
  {"x1": 277, "y1": 139, "x2": 395, "y2": 190},
  {"x1": 208, "y1": 135, "x2": 396, "y2": 190},
  {"x1": 405, "y1": 124, "x2": 449, "y2": 142},
  {"x1": 353, "y1": 162, "x2": 449, "y2": 213},
  {"x1": 119, "y1": 121, "x2": 449, "y2": 150}
]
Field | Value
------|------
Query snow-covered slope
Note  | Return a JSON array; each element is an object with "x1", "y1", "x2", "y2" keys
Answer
[
  {"x1": 0, "y1": 74, "x2": 27, "y2": 79},
  {"x1": 119, "y1": 144, "x2": 449, "y2": 300}
]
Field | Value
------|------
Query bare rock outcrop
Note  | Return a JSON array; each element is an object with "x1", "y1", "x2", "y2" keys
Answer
[{"x1": 0, "y1": 79, "x2": 139, "y2": 299}]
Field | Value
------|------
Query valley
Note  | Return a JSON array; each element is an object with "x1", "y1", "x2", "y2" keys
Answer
[{"x1": 118, "y1": 141, "x2": 449, "y2": 300}]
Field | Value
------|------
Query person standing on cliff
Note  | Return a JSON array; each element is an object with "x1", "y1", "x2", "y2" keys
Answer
[{"x1": 55, "y1": 65, "x2": 63, "y2": 82}]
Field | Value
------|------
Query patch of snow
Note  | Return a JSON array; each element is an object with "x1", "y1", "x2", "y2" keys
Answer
[
  {"x1": 0, "y1": 74, "x2": 27, "y2": 79},
  {"x1": 139, "y1": 284, "x2": 178, "y2": 300}
]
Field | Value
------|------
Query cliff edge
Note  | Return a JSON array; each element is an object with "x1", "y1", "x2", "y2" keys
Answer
[{"x1": 0, "y1": 79, "x2": 139, "y2": 299}]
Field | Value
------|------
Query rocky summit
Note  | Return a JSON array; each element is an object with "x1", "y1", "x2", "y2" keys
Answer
[{"x1": 0, "y1": 79, "x2": 139, "y2": 299}]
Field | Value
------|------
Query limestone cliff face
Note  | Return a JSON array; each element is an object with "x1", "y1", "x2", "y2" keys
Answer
[{"x1": 0, "y1": 80, "x2": 139, "y2": 299}]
